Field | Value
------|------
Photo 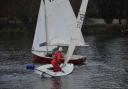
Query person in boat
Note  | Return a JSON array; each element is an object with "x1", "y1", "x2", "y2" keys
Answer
[
  {"x1": 51, "y1": 47, "x2": 63, "y2": 72},
  {"x1": 51, "y1": 46, "x2": 60, "y2": 56},
  {"x1": 45, "y1": 46, "x2": 60, "y2": 57}
]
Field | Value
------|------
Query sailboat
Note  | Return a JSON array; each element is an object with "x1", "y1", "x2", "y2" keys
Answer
[{"x1": 32, "y1": 0, "x2": 89, "y2": 65}]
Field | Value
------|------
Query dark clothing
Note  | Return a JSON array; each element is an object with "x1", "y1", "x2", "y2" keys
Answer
[
  {"x1": 51, "y1": 51, "x2": 62, "y2": 72},
  {"x1": 51, "y1": 48, "x2": 58, "y2": 56}
]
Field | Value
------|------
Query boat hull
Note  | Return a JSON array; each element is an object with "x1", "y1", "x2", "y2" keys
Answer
[
  {"x1": 32, "y1": 53, "x2": 86, "y2": 65},
  {"x1": 35, "y1": 63, "x2": 74, "y2": 77}
]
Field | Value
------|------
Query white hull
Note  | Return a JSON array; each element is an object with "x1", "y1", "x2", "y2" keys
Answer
[{"x1": 35, "y1": 63, "x2": 74, "y2": 77}]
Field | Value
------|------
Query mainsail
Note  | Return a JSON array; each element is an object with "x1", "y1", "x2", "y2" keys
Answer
[
  {"x1": 32, "y1": 0, "x2": 76, "y2": 52},
  {"x1": 45, "y1": 0, "x2": 76, "y2": 46}
]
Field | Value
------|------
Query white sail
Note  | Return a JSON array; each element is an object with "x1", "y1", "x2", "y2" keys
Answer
[
  {"x1": 73, "y1": 0, "x2": 89, "y2": 46},
  {"x1": 32, "y1": 0, "x2": 47, "y2": 51},
  {"x1": 65, "y1": 0, "x2": 89, "y2": 63},
  {"x1": 45, "y1": 0, "x2": 76, "y2": 46},
  {"x1": 77, "y1": 0, "x2": 88, "y2": 30},
  {"x1": 32, "y1": 0, "x2": 88, "y2": 63}
]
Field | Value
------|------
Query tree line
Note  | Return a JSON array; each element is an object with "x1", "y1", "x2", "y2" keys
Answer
[
  {"x1": 96, "y1": 0, "x2": 128, "y2": 24},
  {"x1": 0, "y1": 0, "x2": 128, "y2": 28}
]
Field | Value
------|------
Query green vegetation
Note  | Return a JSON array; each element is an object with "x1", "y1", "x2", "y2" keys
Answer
[
  {"x1": 0, "y1": 0, "x2": 127, "y2": 34},
  {"x1": 82, "y1": 24, "x2": 123, "y2": 34},
  {"x1": 96, "y1": 0, "x2": 128, "y2": 24}
]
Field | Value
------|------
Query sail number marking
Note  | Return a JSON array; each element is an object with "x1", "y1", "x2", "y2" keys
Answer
[{"x1": 77, "y1": 13, "x2": 85, "y2": 28}]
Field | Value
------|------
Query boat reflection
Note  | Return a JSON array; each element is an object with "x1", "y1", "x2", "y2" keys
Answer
[{"x1": 51, "y1": 77, "x2": 61, "y2": 89}]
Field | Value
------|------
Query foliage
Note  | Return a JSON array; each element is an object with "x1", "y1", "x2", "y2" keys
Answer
[
  {"x1": 96, "y1": 0, "x2": 128, "y2": 24},
  {"x1": 0, "y1": 0, "x2": 128, "y2": 27}
]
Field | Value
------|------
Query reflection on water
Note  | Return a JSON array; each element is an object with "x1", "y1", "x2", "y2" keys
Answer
[
  {"x1": 51, "y1": 77, "x2": 61, "y2": 89},
  {"x1": 0, "y1": 32, "x2": 128, "y2": 89}
]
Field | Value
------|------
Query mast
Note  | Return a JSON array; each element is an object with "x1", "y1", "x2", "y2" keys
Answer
[
  {"x1": 44, "y1": 0, "x2": 48, "y2": 52},
  {"x1": 65, "y1": 0, "x2": 89, "y2": 64},
  {"x1": 76, "y1": 0, "x2": 88, "y2": 30}
]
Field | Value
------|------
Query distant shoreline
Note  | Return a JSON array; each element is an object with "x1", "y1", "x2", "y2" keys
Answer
[{"x1": 0, "y1": 23, "x2": 126, "y2": 35}]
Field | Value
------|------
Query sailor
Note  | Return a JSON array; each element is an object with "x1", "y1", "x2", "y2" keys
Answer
[
  {"x1": 51, "y1": 46, "x2": 60, "y2": 56},
  {"x1": 45, "y1": 46, "x2": 59, "y2": 57},
  {"x1": 51, "y1": 47, "x2": 63, "y2": 72}
]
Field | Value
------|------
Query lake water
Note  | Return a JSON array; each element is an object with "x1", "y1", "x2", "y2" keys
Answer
[{"x1": 0, "y1": 32, "x2": 128, "y2": 89}]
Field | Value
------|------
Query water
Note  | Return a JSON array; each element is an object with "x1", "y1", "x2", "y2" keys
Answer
[{"x1": 0, "y1": 32, "x2": 128, "y2": 89}]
